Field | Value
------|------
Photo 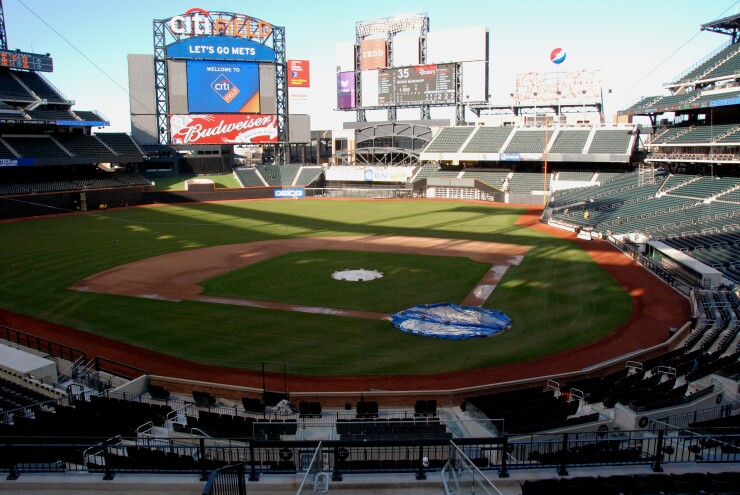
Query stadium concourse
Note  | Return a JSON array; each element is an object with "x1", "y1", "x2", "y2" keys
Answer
[{"x1": 0, "y1": 204, "x2": 688, "y2": 393}]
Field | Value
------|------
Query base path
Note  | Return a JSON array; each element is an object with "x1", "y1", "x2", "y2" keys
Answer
[
  {"x1": 70, "y1": 235, "x2": 529, "y2": 315},
  {"x1": 0, "y1": 207, "x2": 690, "y2": 392}
]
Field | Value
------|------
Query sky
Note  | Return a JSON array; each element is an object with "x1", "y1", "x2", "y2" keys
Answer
[{"x1": 3, "y1": 0, "x2": 739, "y2": 132}]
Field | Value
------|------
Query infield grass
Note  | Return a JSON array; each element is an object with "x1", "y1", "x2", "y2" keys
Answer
[
  {"x1": 201, "y1": 250, "x2": 491, "y2": 313},
  {"x1": 0, "y1": 200, "x2": 632, "y2": 375}
]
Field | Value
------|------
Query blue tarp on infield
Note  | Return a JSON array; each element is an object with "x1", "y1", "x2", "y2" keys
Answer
[{"x1": 390, "y1": 303, "x2": 512, "y2": 339}]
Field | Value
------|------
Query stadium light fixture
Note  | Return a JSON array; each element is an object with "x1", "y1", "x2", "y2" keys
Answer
[{"x1": 356, "y1": 13, "x2": 427, "y2": 38}]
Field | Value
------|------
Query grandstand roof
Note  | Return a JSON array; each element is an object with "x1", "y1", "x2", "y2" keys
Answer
[{"x1": 701, "y1": 13, "x2": 740, "y2": 37}]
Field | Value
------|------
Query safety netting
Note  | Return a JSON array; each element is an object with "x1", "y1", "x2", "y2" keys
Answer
[{"x1": 390, "y1": 303, "x2": 512, "y2": 340}]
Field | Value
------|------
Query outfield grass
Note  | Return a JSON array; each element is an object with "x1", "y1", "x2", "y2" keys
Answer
[
  {"x1": 153, "y1": 173, "x2": 242, "y2": 190},
  {"x1": 201, "y1": 250, "x2": 491, "y2": 313},
  {"x1": 0, "y1": 200, "x2": 632, "y2": 376}
]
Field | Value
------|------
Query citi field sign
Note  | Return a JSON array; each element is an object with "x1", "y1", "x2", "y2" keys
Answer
[{"x1": 168, "y1": 8, "x2": 273, "y2": 39}]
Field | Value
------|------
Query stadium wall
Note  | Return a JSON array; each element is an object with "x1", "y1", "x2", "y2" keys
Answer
[
  {"x1": 507, "y1": 192, "x2": 547, "y2": 205},
  {"x1": 146, "y1": 186, "x2": 274, "y2": 203},
  {"x1": 0, "y1": 189, "x2": 148, "y2": 219},
  {"x1": 178, "y1": 155, "x2": 233, "y2": 175}
]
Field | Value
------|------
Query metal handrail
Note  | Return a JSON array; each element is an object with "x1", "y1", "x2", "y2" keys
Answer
[
  {"x1": 666, "y1": 40, "x2": 733, "y2": 86},
  {"x1": 137, "y1": 421, "x2": 154, "y2": 435},
  {"x1": 83, "y1": 434, "x2": 122, "y2": 461}
]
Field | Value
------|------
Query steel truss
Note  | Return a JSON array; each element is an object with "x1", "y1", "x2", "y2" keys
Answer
[
  {"x1": 354, "y1": 14, "x2": 430, "y2": 122},
  {"x1": 355, "y1": 122, "x2": 432, "y2": 150},
  {"x1": 336, "y1": 147, "x2": 420, "y2": 166},
  {"x1": 0, "y1": 0, "x2": 7, "y2": 50},
  {"x1": 153, "y1": 19, "x2": 169, "y2": 145},
  {"x1": 272, "y1": 25, "x2": 288, "y2": 164}
]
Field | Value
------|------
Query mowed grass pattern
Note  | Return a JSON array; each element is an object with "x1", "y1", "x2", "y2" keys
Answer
[
  {"x1": 201, "y1": 250, "x2": 491, "y2": 313},
  {"x1": 0, "y1": 200, "x2": 632, "y2": 375}
]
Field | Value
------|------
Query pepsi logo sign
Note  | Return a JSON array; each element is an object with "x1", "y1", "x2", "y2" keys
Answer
[{"x1": 550, "y1": 48, "x2": 566, "y2": 65}]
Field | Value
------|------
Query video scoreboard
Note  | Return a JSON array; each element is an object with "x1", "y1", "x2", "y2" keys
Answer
[{"x1": 378, "y1": 63, "x2": 456, "y2": 106}]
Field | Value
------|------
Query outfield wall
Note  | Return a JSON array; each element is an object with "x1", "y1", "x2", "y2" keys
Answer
[
  {"x1": 0, "y1": 186, "x2": 276, "y2": 219},
  {"x1": 147, "y1": 186, "x2": 274, "y2": 203},
  {"x1": 0, "y1": 188, "x2": 148, "y2": 220}
]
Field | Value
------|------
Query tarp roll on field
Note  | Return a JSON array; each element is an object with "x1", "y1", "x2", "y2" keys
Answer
[{"x1": 391, "y1": 303, "x2": 512, "y2": 339}]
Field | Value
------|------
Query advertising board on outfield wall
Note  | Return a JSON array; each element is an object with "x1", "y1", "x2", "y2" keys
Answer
[
  {"x1": 170, "y1": 114, "x2": 277, "y2": 145},
  {"x1": 274, "y1": 188, "x2": 305, "y2": 198},
  {"x1": 0, "y1": 158, "x2": 36, "y2": 167},
  {"x1": 325, "y1": 166, "x2": 415, "y2": 183}
]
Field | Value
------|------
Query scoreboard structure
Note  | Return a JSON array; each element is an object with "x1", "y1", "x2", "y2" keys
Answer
[
  {"x1": 337, "y1": 14, "x2": 489, "y2": 124},
  {"x1": 378, "y1": 64, "x2": 456, "y2": 106},
  {"x1": 0, "y1": 49, "x2": 53, "y2": 72},
  {"x1": 150, "y1": 9, "x2": 289, "y2": 163}
]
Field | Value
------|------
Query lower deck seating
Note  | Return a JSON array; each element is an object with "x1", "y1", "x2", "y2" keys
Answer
[
  {"x1": 465, "y1": 387, "x2": 583, "y2": 433},
  {"x1": 185, "y1": 411, "x2": 256, "y2": 438}
]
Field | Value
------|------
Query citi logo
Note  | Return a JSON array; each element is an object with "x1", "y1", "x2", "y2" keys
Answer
[{"x1": 211, "y1": 74, "x2": 240, "y2": 103}]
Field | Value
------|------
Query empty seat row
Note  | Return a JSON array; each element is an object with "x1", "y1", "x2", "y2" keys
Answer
[
  {"x1": 253, "y1": 419, "x2": 298, "y2": 437},
  {"x1": 185, "y1": 411, "x2": 255, "y2": 438},
  {"x1": 527, "y1": 442, "x2": 642, "y2": 467},
  {"x1": 336, "y1": 418, "x2": 447, "y2": 437},
  {"x1": 356, "y1": 401, "x2": 379, "y2": 418},
  {"x1": 192, "y1": 390, "x2": 216, "y2": 407},
  {"x1": 414, "y1": 399, "x2": 437, "y2": 416},
  {"x1": 298, "y1": 401, "x2": 322, "y2": 418}
]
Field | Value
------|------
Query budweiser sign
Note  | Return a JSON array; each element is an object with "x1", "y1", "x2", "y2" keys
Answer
[{"x1": 170, "y1": 114, "x2": 278, "y2": 144}]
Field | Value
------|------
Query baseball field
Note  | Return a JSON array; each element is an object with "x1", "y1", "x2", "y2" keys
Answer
[{"x1": 0, "y1": 199, "x2": 633, "y2": 377}]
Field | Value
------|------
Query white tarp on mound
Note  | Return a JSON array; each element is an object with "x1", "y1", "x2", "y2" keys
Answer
[{"x1": 391, "y1": 303, "x2": 512, "y2": 339}]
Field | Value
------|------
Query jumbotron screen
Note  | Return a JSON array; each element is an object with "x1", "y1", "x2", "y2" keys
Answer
[{"x1": 378, "y1": 63, "x2": 456, "y2": 106}]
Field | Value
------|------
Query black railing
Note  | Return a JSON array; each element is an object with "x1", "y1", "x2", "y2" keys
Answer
[
  {"x1": 93, "y1": 357, "x2": 148, "y2": 380},
  {"x1": 649, "y1": 404, "x2": 733, "y2": 430},
  {"x1": 202, "y1": 463, "x2": 247, "y2": 495},
  {"x1": 0, "y1": 429, "x2": 736, "y2": 480},
  {"x1": 0, "y1": 324, "x2": 86, "y2": 363}
]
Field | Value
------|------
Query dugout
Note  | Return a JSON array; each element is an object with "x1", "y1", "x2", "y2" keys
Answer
[
  {"x1": 645, "y1": 241, "x2": 724, "y2": 289},
  {"x1": 0, "y1": 344, "x2": 58, "y2": 385}
]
